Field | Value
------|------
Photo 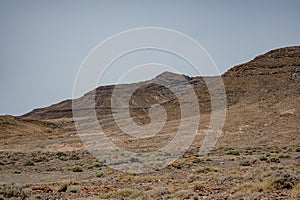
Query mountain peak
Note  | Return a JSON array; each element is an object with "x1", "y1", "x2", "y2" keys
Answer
[
  {"x1": 153, "y1": 71, "x2": 191, "y2": 81},
  {"x1": 155, "y1": 71, "x2": 184, "y2": 77}
]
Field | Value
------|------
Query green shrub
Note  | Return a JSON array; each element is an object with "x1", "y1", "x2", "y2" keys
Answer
[
  {"x1": 69, "y1": 166, "x2": 83, "y2": 172},
  {"x1": 296, "y1": 147, "x2": 300, "y2": 152},
  {"x1": 57, "y1": 152, "x2": 68, "y2": 161},
  {"x1": 69, "y1": 153, "x2": 80, "y2": 160},
  {"x1": 240, "y1": 160, "x2": 251, "y2": 166},
  {"x1": 195, "y1": 158, "x2": 204, "y2": 164},
  {"x1": 259, "y1": 156, "x2": 268, "y2": 161},
  {"x1": 287, "y1": 148, "x2": 293, "y2": 153},
  {"x1": 88, "y1": 162, "x2": 101, "y2": 169},
  {"x1": 227, "y1": 150, "x2": 240, "y2": 156},
  {"x1": 93, "y1": 162, "x2": 101, "y2": 168},
  {"x1": 278, "y1": 154, "x2": 291, "y2": 159},
  {"x1": 69, "y1": 188, "x2": 78, "y2": 193},
  {"x1": 96, "y1": 172, "x2": 104, "y2": 177},
  {"x1": 270, "y1": 149, "x2": 280, "y2": 154},
  {"x1": 23, "y1": 160, "x2": 34, "y2": 166}
]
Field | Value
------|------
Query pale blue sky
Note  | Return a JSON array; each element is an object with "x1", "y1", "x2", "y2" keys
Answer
[{"x1": 0, "y1": 0, "x2": 299, "y2": 115}]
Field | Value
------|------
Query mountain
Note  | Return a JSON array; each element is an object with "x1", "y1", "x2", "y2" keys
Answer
[
  {"x1": 22, "y1": 46, "x2": 300, "y2": 121},
  {"x1": 16, "y1": 46, "x2": 300, "y2": 149}
]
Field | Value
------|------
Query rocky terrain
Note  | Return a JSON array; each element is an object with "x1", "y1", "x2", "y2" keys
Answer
[{"x1": 0, "y1": 46, "x2": 300, "y2": 199}]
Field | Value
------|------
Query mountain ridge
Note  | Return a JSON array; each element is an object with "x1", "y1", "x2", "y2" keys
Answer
[{"x1": 21, "y1": 46, "x2": 300, "y2": 120}]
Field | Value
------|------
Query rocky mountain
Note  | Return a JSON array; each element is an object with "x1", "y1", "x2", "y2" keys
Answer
[{"x1": 22, "y1": 46, "x2": 300, "y2": 122}]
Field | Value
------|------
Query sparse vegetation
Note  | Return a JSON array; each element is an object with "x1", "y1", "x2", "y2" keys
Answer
[
  {"x1": 0, "y1": 186, "x2": 28, "y2": 199},
  {"x1": 193, "y1": 181, "x2": 206, "y2": 192},
  {"x1": 149, "y1": 188, "x2": 170, "y2": 198},
  {"x1": 119, "y1": 173, "x2": 138, "y2": 183},
  {"x1": 93, "y1": 162, "x2": 101, "y2": 168},
  {"x1": 232, "y1": 180, "x2": 274, "y2": 197},
  {"x1": 286, "y1": 148, "x2": 293, "y2": 153},
  {"x1": 96, "y1": 172, "x2": 103, "y2": 177},
  {"x1": 13, "y1": 169, "x2": 21, "y2": 174},
  {"x1": 270, "y1": 149, "x2": 280, "y2": 154},
  {"x1": 240, "y1": 160, "x2": 251, "y2": 166},
  {"x1": 69, "y1": 166, "x2": 83, "y2": 172},
  {"x1": 57, "y1": 152, "x2": 68, "y2": 161},
  {"x1": 226, "y1": 149, "x2": 240, "y2": 156},
  {"x1": 195, "y1": 158, "x2": 204, "y2": 163},
  {"x1": 278, "y1": 154, "x2": 291, "y2": 159},
  {"x1": 69, "y1": 187, "x2": 78, "y2": 193},
  {"x1": 87, "y1": 162, "x2": 101, "y2": 169},
  {"x1": 23, "y1": 160, "x2": 34, "y2": 166},
  {"x1": 270, "y1": 171, "x2": 299, "y2": 190},
  {"x1": 195, "y1": 166, "x2": 220, "y2": 174},
  {"x1": 33, "y1": 155, "x2": 49, "y2": 162},
  {"x1": 69, "y1": 153, "x2": 80, "y2": 160},
  {"x1": 259, "y1": 156, "x2": 268, "y2": 161},
  {"x1": 143, "y1": 175, "x2": 160, "y2": 183}
]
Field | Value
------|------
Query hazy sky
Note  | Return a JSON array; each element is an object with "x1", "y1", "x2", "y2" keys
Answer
[{"x1": 0, "y1": 0, "x2": 299, "y2": 116}]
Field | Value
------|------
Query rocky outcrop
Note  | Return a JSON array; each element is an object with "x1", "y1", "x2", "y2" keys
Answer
[{"x1": 222, "y1": 46, "x2": 300, "y2": 105}]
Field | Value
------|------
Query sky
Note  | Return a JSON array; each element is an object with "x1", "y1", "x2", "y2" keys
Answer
[{"x1": 0, "y1": 0, "x2": 299, "y2": 116}]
